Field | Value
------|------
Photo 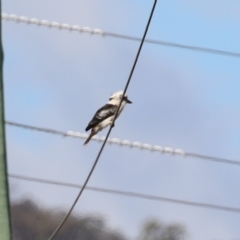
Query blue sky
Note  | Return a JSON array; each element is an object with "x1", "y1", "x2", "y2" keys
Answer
[{"x1": 3, "y1": 0, "x2": 240, "y2": 239}]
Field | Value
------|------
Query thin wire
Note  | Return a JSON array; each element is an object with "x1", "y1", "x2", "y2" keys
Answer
[
  {"x1": 6, "y1": 121, "x2": 240, "y2": 167},
  {"x1": 47, "y1": 1, "x2": 157, "y2": 239},
  {"x1": 9, "y1": 173, "x2": 240, "y2": 214},
  {"x1": 104, "y1": 32, "x2": 240, "y2": 58},
  {"x1": 6, "y1": 121, "x2": 64, "y2": 135},
  {"x1": 2, "y1": 12, "x2": 240, "y2": 58},
  {"x1": 184, "y1": 152, "x2": 240, "y2": 165}
]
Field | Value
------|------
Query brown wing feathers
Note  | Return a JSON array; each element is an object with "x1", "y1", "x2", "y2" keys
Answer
[{"x1": 85, "y1": 104, "x2": 117, "y2": 131}]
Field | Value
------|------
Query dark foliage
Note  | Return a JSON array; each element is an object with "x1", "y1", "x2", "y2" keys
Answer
[
  {"x1": 11, "y1": 199, "x2": 186, "y2": 240},
  {"x1": 11, "y1": 200, "x2": 126, "y2": 240},
  {"x1": 137, "y1": 219, "x2": 186, "y2": 240}
]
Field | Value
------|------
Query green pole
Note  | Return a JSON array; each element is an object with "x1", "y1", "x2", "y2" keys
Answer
[{"x1": 0, "y1": 1, "x2": 12, "y2": 239}]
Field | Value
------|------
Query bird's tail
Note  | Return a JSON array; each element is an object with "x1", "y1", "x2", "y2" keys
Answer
[{"x1": 83, "y1": 131, "x2": 96, "y2": 146}]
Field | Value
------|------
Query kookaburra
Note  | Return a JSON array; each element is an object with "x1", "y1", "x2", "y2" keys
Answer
[{"x1": 84, "y1": 90, "x2": 132, "y2": 145}]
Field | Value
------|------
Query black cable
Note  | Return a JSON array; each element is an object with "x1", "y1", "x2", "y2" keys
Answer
[{"x1": 47, "y1": 1, "x2": 157, "y2": 239}]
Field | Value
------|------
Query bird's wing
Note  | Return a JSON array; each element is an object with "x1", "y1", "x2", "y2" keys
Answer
[{"x1": 85, "y1": 104, "x2": 118, "y2": 131}]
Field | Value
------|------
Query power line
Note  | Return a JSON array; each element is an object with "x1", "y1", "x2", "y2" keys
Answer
[
  {"x1": 6, "y1": 121, "x2": 240, "y2": 167},
  {"x1": 9, "y1": 173, "x2": 240, "y2": 214},
  {"x1": 2, "y1": 12, "x2": 240, "y2": 59},
  {"x1": 47, "y1": 1, "x2": 157, "y2": 239}
]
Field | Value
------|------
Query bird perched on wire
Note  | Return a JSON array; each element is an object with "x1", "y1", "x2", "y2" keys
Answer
[{"x1": 83, "y1": 90, "x2": 132, "y2": 146}]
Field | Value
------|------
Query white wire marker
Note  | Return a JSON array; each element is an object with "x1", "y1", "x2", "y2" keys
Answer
[
  {"x1": 66, "y1": 130, "x2": 185, "y2": 155},
  {"x1": 2, "y1": 12, "x2": 240, "y2": 58},
  {"x1": 5, "y1": 121, "x2": 184, "y2": 155},
  {"x1": 6, "y1": 121, "x2": 240, "y2": 166},
  {"x1": 1, "y1": 12, "x2": 104, "y2": 35}
]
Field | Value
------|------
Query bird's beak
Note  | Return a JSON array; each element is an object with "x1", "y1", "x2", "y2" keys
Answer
[{"x1": 126, "y1": 99, "x2": 132, "y2": 104}]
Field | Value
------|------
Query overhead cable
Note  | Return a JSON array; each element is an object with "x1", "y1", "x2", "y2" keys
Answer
[
  {"x1": 47, "y1": 1, "x2": 157, "y2": 239},
  {"x1": 2, "y1": 12, "x2": 240, "y2": 58},
  {"x1": 6, "y1": 121, "x2": 240, "y2": 167},
  {"x1": 9, "y1": 173, "x2": 240, "y2": 214}
]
